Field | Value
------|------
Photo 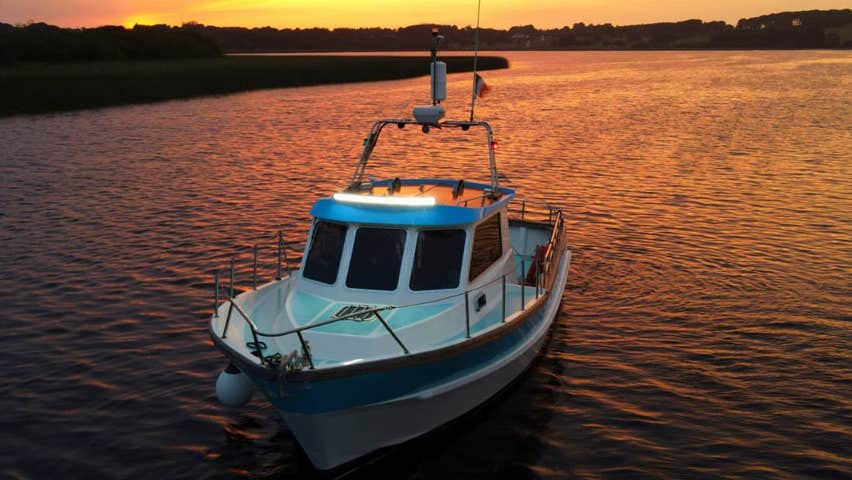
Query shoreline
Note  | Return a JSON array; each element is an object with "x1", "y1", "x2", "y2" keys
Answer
[
  {"x1": 223, "y1": 46, "x2": 851, "y2": 53},
  {"x1": 0, "y1": 55, "x2": 508, "y2": 117}
]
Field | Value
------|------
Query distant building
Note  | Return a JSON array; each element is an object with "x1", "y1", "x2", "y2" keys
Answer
[{"x1": 792, "y1": 18, "x2": 802, "y2": 27}]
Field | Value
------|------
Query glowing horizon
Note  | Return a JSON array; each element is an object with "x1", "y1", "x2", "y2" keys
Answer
[{"x1": 3, "y1": 0, "x2": 850, "y2": 30}]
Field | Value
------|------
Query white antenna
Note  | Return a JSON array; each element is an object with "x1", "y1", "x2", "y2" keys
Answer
[
  {"x1": 469, "y1": 0, "x2": 482, "y2": 122},
  {"x1": 413, "y1": 28, "x2": 447, "y2": 125}
]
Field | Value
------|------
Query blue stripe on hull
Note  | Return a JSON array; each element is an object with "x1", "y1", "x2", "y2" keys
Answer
[{"x1": 249, "y1": 306, "x2": 548, "y2": 415}]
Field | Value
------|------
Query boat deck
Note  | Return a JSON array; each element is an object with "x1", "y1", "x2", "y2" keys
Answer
[
  {"x1": 210, "y1": 202, "x2": 566, "y2": 372},
  {"x1": 225, "y1": 252, "x2": 542, "y2": 368}
]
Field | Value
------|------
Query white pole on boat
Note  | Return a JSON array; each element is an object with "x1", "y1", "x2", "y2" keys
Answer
[
  {"x1": 469, "y1": 0, "x2": 482, "y2": 122},
  {"x1": 430, "y1": 28, "x2": 445, "y2": 106},
  {"x1": 431, "y1": 28, "x2": 439, "y2": 105}
]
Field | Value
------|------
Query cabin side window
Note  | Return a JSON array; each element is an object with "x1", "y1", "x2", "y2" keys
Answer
[
  {"x1": 410, "y1": 229, "x2": 466, "y2": 291},
  {"x1": 302, "y1": 221, "x2": 347, "y2": 284},
  {"x1": 468, "y1": 214, "x2": 503, "y2": 281},
  {"x1": 346, "y1": 227, "x2": 407, "y2": 291}
]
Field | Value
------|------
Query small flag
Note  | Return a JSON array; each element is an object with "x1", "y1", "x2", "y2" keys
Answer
[{"x1": 474, "y1": 73, "x2": 491, "y2": 98}]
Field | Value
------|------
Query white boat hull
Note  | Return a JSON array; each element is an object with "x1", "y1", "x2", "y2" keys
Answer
[{"x1": 279, "y1": 249, "x2": 571, "y2": 470}]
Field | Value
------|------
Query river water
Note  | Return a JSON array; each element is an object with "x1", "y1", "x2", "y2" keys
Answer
[{"x1": 1, "y1": 51, "x2": 850, "y2": 479}]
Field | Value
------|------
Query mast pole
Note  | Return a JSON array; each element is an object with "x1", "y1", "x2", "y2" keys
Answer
[
  {"x1": 469, "y1": 0, "x2": 481, "y2": 122},
  {"x1": 431, "y1": 27, "x2": 439, "y2": 105}
]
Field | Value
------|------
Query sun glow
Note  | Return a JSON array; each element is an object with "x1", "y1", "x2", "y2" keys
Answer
[
  {"x1": 122, "y1": 14, "x2": 164, "y2": 28},
  {"x1": 7, "y1": 0, "x2": 852, "y2": 29}
]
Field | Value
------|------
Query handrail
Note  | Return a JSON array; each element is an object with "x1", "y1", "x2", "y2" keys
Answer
[
  {"x1": 349, "y1": 119, "x2": 501, "y2": 194},
  {"x1": 212, "y1": 229, "x2": 303, "y2": 317},
  {"x1": 235, "y1": 304, "x2": 395, "y2": 339},
  {"x1": 222, "y1": 297, "x2": 267, "y2": 366},
  {"x1": 223, "y1": 296, "x2": 263, "y2": 337},
  {"x1": 374, "y1": 311, "x2": 409, "y2": 354},
  {"x1": 221, "y1": 267, "x2": 510, "y2": 340},
  {"x1": 506, "y1": 198, "x2": 561, "y2": 224}
]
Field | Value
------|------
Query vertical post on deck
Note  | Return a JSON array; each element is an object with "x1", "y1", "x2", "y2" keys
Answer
[
  {"x1": 374, "y1": 311, "x2": 409, "y2": 354},
  {"x1": 252, "y1": 244, "x2": 258, "y2": 290},
  {"x1": 520, "y1": 258, "x2": 525, "y2": 311},
  {"x1": 465, "y1": 291, "x2": 470, "y2": 338},
  {"x1": 276, "y1": 230, "x2": 283, "y2": 280},
  {"x1": 249, "y1": 326, "x2": 265, "y2": 367},
  {"x1": 501, "y1": 275, "x2": 506, "y2": 323},
  {"x1": 296, "y1": 331, "x2": 315, "y2": 369},
  {"x1": 222, "y1": 302, "x2": 234, "y2": 338},
  {"x1": 229, "y1": 257, "x2": 235, "y2": 299},
  {"x1": 536, "y1": 264, "x2": 540, "y2": 299},
  {"x1": 521, "y1": 200, "x2": 526, "y2": 221}
]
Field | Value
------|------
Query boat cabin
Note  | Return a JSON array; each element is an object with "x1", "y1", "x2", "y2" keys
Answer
[
  {"x1": 227, "y1": 177, "x2": 559, "y2": 365},
  {"x1": 210, "y1": 118, "x2": 565, "y2": 370},
  {"x1": 298, "y1": 179, "x2": 516, "y2": 306}
]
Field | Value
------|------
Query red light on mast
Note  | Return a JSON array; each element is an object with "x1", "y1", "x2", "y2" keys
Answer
[{"x1": 490, "y1": 141, "x2": 498, "y2": 151}]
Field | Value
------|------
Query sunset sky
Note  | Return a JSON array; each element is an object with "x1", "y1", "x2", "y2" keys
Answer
[{"x1": 3, "y1": 0, "x2": 851, "y2": 29}]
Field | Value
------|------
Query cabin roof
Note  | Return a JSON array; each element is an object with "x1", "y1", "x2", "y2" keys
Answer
[{"x1": 311, "y1": 178, "x2": 515, "y2": 227}]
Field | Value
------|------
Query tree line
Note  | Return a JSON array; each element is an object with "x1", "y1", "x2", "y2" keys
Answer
[
  {"x1": 0, "y1": 23, "x2": 220, "y2": 65},
  {"x1": 1, "y1": 9, "x2": 849, "y2": 65},
  {"x1": 183, "y1": 10, "x2": 851, "y2": 52}
]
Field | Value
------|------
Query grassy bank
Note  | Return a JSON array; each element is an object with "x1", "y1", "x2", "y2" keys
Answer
[{"x1": 0, "y1": 55, "x2": 508, "y2": 117}]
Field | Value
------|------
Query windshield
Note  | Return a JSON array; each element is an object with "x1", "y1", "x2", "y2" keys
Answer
[
  {"x1": 469, "y1": 213, "x2": 502, "y2": 281},
  {"x1": 410, "y1": 229, "x2": 466, "y2": 291},
  {"x1": 302, "y1": 221, "x2": 347, "y2": 284},
  {"x1": 346, "y1": 227, "x2": 407, "y2": 291}
]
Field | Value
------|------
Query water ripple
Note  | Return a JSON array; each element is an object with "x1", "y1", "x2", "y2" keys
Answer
[{"x1": 0, "y1": 50, "x2": 850, "y2": 479}]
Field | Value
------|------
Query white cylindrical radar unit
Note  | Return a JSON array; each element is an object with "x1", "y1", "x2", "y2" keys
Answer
[{"x1": 431, "y1": 61, "x2": 447, "y2": 102}]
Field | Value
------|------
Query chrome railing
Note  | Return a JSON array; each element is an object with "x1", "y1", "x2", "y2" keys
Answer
[
  {"x1": 212, "y1": 211, "x2": 566, "y2": 371},
  {"x1": 217, "y1": 268, "x2": 533, "y2": 369},
  {"x1": 506, "y1": 198, "x2": 560, "y2": 225},
  {"x1": 212, "y1": 229, "x2": 300, "y2": 317}
]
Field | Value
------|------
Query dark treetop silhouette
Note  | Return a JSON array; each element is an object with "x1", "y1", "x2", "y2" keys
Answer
[{"x1": 0, "y1": 9, "x2": 850, "y2": 66}]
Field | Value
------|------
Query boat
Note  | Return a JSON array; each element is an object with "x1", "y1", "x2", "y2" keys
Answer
[{"x1": 208, "y1": 31, "x2": 572, "y2": 471}]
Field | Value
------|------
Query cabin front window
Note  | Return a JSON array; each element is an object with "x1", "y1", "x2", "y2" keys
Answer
[
  {"x1": 469, "y1": 213, "x2": 503, "y2": 281},
  {"x1": 303, "y1": 221, "x2": 347, "y2": 284},
  {"x1": 346, "y1": 227, "x2": 407, "y2": 291},
  {"x1": 410, "y1": 229, "x2": 466, "y2": 291}
]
